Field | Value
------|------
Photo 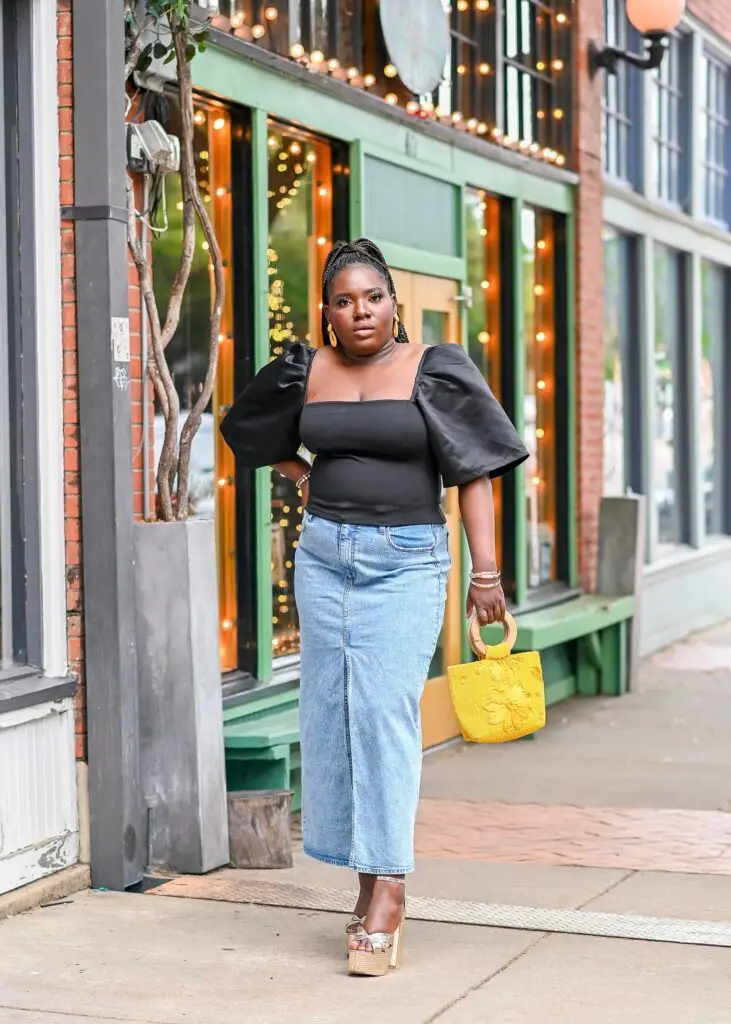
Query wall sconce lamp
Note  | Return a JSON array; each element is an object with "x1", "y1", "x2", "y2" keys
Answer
[{"x1": 589, "y1": 0, "x2": 685, "y2": 78}]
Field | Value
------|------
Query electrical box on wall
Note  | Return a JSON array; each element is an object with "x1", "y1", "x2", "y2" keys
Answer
[{"x1": 127, "y1": 121, "x2": 180, "y2": 176}]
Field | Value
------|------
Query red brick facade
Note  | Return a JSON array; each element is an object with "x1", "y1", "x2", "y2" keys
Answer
[{"x1": 574, "y1": 0, "x2": 606, "y2": 591}]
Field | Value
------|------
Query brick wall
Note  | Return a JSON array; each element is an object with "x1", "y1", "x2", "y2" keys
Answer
[
  {"x1": 57, "y1": 0, "x2": 86, "y2": 760},
  {"x1": 573, "y1": 0, "x2": 606, "y2": 590},
  {"x1": 688, "y1": 0, "x2": 731, "y2": 44}
]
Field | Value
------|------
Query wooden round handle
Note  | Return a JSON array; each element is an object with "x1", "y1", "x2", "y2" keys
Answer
[{"x1": 469, "y1": 611, "x2": 518, "y2": 659}]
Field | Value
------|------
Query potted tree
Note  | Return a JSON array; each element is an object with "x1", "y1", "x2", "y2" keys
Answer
[{"x1": 124, "y1": 0, "x2": 228, "y2": 874}]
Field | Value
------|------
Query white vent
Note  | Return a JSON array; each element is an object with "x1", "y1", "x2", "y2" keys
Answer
[{"x1": 0, "y1": 697, "x2": 79, "y2": 896}]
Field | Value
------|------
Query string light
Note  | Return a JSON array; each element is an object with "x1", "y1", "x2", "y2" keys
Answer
[
  {"x1": 194, "y1": 110, "x2": 206, "y2": 125},
  {"x1": 556, "y1": 154, "x2": 566, "y2": 166},
  {"x1": 553, "y1": 109, "x2": 564, "y2": 120},
  {"x1": 327, "y1": 58, "x2": 340, "y2": 71},
  {"x1": 310, "y1": 49, "x2": 324, "y2": 63},
  {"x1": 536, "y1": 331, "x2": 547, "y2": 342},
  {"x1": 384, "y1": 64, "x2": 398, "y2": 78},
  {"x1": 477, "y1": 122, "x2": 488, "y2": 134},
  {"x1": 385, "y1": 92, "x2": 398, "y2": 105},
  {"x1": 536, "y1": 427, "x2": 545, "y2": 439},
  {"x1": 216, "y1": 186, "x2": 228, "y2": 197},
  {"x1": 556, "y1": 11, "x2": 567, "y2": 23},
  {"x1": 230, "y1": 11, "x2": 244, "y2": 28},
  {"x1": 476, "y1": 0, "x2": 490, "y2": 9},
  {"x1": 478, "y1": 62, "x2": 491, "y2": 75},
  {"x1": 347, "y1": 66, "x2": 360, "y2": 79},
  {"x1": 467, "y1": 118, "x2": 478, "y2": 130},
  {"x1": 317, "y1": 235, "x2": 327, "y2": 245},
  {"x1": 552, "y1": 59, "x2": 565, "y2": 71},
  {"x1": 251, "y1": 24, "x2": 266, "y2": 39},
  {"x1": 457, "y1": 0, "x2": 469, "y2": 9},
  {"x1": 290, "y1": 42, "x2": 305, "y2": 58},
  {"x1": 363, "y1": 73, "x2": 376, "y2": 87},
  {"x1": 537, "y1": 379, "x2": 547, "y2": 390},
  {"x1": 452, "y1": 110, "x2": 463, "y2": 123},
  {"x1": 264, "y1": 6, "x2": 278, "y2": 20},
  {"x1": 457, "y1": 64, "x2": 467, "y2": 76},
  {"x1": 537, "y1": 240, "x2": 547, "y2": 251},
  {"x1": 478, "y1": 331, "x2": 490, "y2": 344},
  {"x1": 536, "y1": 60, "x2": 546, "y2": 71},
  {"x1": 406, "y1": 100, "x2": 419, "y2": 113},
  {"x1": 290, "y1": 141, "x2": 301, "y2": 155},
  {"x1": 213, "y1": 116, "x2": 226, "y2": 131},
  {"x1": 534, "y1": 284, "x2": 545, "y2": 297}
]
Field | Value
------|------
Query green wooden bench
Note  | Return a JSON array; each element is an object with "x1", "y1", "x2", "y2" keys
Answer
[
  {"x1": 223, "y1": 689, "x2": 302, "y2": 810},
  {"x1": 480, "y1": 593, "x2": 636, "y2": 704}
]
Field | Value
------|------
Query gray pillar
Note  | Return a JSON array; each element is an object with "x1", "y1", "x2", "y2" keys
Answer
[{"x1": 71, "y1": 0, "x2": 144, "y2": 889}]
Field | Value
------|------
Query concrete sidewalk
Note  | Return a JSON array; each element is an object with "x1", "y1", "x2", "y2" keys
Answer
[{"x1": 1, "y1": 621, "x2": 730, "y2": 1024}]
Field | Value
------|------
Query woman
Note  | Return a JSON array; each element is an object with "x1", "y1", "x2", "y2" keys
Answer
[{"x1": 221, "y1": 238, "x2": 528, "y2": 977}]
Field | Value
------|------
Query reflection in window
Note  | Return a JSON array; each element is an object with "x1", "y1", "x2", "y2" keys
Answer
[
  {"x1": 503, "y1": 0, "x2": 571, "y2": 164},
  {"x1": 700, "y1": 261, "x2": 726, "y2": 536},
  {"x1": 153, "y1": 100, "x2": 237, "y2": 670},
  {"x1": 267, "y1": 121, "x2": 343, "y2": 659},
  {"x1": 651, "y1": 34, "x2": 688, "y2": 208},
  {"x1": 465, "y1": 187, "x2": 503, "y2": 575},
  {"x1": 522, "y1": 207, "x2": 556, "y2": 589},
  {"x1": 602, "y1": 0, "x2": 640, "y2": 183},
  {"x1": 653, "y1": 245, "x2": 682, "y2": 550},
  {"x1": 700, "y1": 52, "x2": 729, "y2": 224},
  {"x1": 602, "y1": 228, "x2": 628, "y2": 496}
]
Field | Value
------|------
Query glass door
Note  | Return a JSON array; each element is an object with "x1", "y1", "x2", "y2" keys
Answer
[{"x1": 392, "y1": 270, "x2": 463, "y2": 750}]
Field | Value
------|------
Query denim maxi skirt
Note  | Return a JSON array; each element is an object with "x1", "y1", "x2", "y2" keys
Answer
[{"x1": 294, "y1": 512, "x2": 451, "y2": 874}]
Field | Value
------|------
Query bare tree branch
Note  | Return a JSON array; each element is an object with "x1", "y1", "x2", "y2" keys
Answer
[
  {"x1": 124, "y1": 0, "x2": 150, "y2": 81},
  {"x1": 172, "y1": 29, "x2": 225, "y2": 518}
]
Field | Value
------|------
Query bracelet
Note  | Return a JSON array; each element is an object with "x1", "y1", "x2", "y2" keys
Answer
[
  {"x1": 470, "y1": 569, "x2": 501, "y2": 581},
  {"x1": 470, "y1": 579, "x2": 502, "y2": 590},
  {"x1": 295, "y1": 471, "x2": 311, "y2": 491}
]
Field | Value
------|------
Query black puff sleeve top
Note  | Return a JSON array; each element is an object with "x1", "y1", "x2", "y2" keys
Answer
[
  {"x1": 220, "y1": 341, "x2": 528, "y2": 495},
  {"x1": 219, "y1": 342, "x2": 314, "y2": 467},
  {"x1": 414, "y1": 344, "x2": 528, "y2": 486}
]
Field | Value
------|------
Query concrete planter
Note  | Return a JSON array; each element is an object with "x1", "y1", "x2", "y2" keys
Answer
[{"x1": 134, "y1": 520, "x2": 228, "y2": 874}]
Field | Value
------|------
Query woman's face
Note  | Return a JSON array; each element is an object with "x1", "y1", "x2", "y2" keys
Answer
[{"x1": 325, "y1": 264, "x2": 397, "y2": 357}]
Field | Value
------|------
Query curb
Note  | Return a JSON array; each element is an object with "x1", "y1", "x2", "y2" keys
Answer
[{"x1": 0, "y1": 864, "x2": 91, "y2": 921}]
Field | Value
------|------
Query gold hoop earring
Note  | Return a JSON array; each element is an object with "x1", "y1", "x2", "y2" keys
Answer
[
  {"x1": 392, "y1": 313, "x2": 400, "y2": 340},
  {"x1": 327, "y1": 322, "x2": 338, "y2": 347}
]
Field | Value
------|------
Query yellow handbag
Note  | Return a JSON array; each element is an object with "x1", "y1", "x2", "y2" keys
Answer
[{"x1": 448, "y1": 612, "x2": 546, "y2": 743}]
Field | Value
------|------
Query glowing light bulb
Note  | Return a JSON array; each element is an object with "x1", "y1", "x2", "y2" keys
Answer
[
  {"x1": 317, "y1": 236, "x2": 327, "y2": 245},
  {"x1": 363, "y1": 73, "x2": 376, "y2": 87},
  {"x1": 290, "y1": 42, "x2": 305, "y2": 58},
  {"x1": 452, "y1": 110, "x2": 463, "y2": 123},
  {"x1": 327, "y1": 58, "x2": 340, "y2": 71},
  {"x1": 406, "y1": 100, "x2": 419, "y2": 113},
  {"x1": 476, "y1": 0, "x2": 490, "y2": 9},
  {"x1": 478, "y1": 331, "x2": 490, "y2": 344},
  {"x1": 537, "y1": 379, "x2": 547, "y2": 390},
  {"x1": 536, "y1": 331, "x2": 547, "y2": 342},
  {"x1": 477, "y1": 122, "x2": 488, "y2": 134},
  {"x1": 290, "y1": 141, "x2": 301, "y2": 155},
  {"x1": 213, "y1": 116, "x2": 226, "y2": 131},
  {"x1": 264, "y1": 6, "x2": 278, "y2": 20},
  {"x1": 532, "y1": 476, "x2": 541, "y2": 487},
  {"x1": 478, "y1": 62, "x2": 491, "y2": 75},
  {"x1": 537, "y1": 110, "x2": 546, "y2": 120},
  {"x1": 556, "y1": 12, "x2": 567, "y2": 23},
  {"x1": 230, "y1": 12, "x2": 244, "y2": 28},
  {"x1": 536, "y1": 60, "x2": 546, "y2": 71},
  {"x1": 222, "y1": 619, "x2": 233, "y2": 630},
  {"x1": 193, "y1": 110, "x2": 206, "y2": 125},
  {"x1": 385, "y1": 92, "x2": 398, "y2": 105},
  {"x1": 176, "y1": 201, "x2": 184, "y2": 211},
  {"x1": 552, "y1": 59, "x2": 565, "y2": 71},
  {"x1": 537, "y1": 240, "x2": 547, "y2": 251},
  {"x1": 457, "y1": 0, "x2": 468, "y2": 9},
  {"x1": 347, "y1": 66, "x2": 360, "y2": 79},
  {"x1": 201, "y1": 241, "x2": 209, "y2": 251},
  {"x1": 384, "y1": 64, "x2": 398, "y2": 78},
  {"x1": 534, "y1": 284, "x2": 545, "y2": 297},
  {"x1": 536, "y1": 427, "x2": 545, "y2": 439},
  {"x1": 480, "y1": 227, "x2": 487, "y2": 237},
  {"x1": 457, "y1": 64, "x2": 467, "y2": 76},
  {"x1": 553, "y1": 108, "x2": 564, "y2": 120},
  {"x1": 307, "y1": 152, "x2": 316, "y2": 163},
  {"x1": 481, "y1": 279, "x2": 490, "y2": 290},
  {"x1": 319, "y1": 186, "x2": 328, "y2": 196},
  {"x1": 268, "y1": 136, "x2": 278, "y2": 148},
  {"x1": 467, "y1": 118, "x2": 478, "y2": 130},
  {"x1": 310, "y1": 49, "x2": 325, "y2": 63},
  {"x1": 251, "y1": 24, "x2": 266, "y2": 39},
  {"x1": 556, "y1": 154, "x2": 566, "y2": 166}
]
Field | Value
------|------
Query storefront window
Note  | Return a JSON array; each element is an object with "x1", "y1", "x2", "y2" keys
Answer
[
  {"x1": 700, "y1": 261, "x2": 726, "y2": 536},
  {"x1": 152, "y1": 100, "x2": 237, "y2": 670},
  {"x1": 653, "y1": 245, "x2": 683, "y2": 551},
  {"x1": 267, "y1": 121, "x2": 344, "y2": 660},
  {"x1": 522, "y1": 207, "x2": 557, "y2": 589},
  {"x1": 465, "y1": 187, "x2": 503, "y2": 573},
  {"x1": 602, "y1": 228, "x2": 627, "y2": 496}
]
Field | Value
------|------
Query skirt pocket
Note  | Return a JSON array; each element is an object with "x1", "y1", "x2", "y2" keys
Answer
[{"x1": 385, "y1": 524, "x2": 437, "y2": 552}]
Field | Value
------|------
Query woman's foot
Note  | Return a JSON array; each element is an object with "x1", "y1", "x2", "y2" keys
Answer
[
  {"x1": 352, "y1": 874, "x2": 376, "y2": 922},
  {"x1": 348, "y1": 876, "x2": 405, "y2": 953}
]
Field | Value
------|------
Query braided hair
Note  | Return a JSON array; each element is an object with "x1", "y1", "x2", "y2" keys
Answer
[{"x1": 321, "y1": 238, "x2": 410, "y2": 346}]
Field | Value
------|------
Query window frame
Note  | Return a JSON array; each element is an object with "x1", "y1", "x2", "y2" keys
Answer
[
  {"x1": 699, "y1": 48, "x2": 730, "y2": 226},
  {"x1": 601, "y1": 0, "x2": 642, "y2": 186},
  {"x1": 0, "y1": 0, "x2": 42, "y2": 672},
  {"x1": 650, "y1": 31, "x2": 691, "y2": 210}
]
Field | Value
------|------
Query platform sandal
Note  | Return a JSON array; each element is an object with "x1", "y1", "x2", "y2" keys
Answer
[{"x1": 347, "y1": 877, "x2": 406, "y2": 978}]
